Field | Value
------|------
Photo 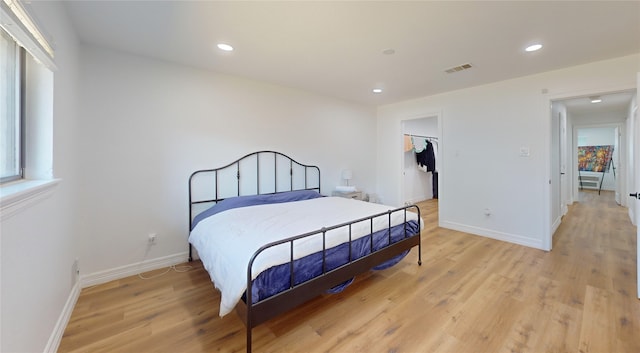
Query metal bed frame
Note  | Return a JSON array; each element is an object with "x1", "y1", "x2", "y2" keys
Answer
[{"x1": 188, "y1": 151, "x2": 422, "y2": 352}]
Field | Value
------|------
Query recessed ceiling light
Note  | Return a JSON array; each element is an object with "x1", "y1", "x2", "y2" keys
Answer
[
  {"x1": 372, "y1": 88, "x2": 383, "y2": 94},
  {"x1": 217, "y1": 43, "x2": 234, "y2": 52},
  {"x1": 590, "y1": 96, "x2": 602, "y2": 103},
  {"x1": 382, "y1": 48, "x2": 395, "y2": 55},
  {"x1": 525, "y1": 44, "x2": 542, "y2": 52}
]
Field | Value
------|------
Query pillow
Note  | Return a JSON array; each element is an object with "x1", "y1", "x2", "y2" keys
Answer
[{"x1": 191, "y1": 189, "x2": 322, "y2": 230}]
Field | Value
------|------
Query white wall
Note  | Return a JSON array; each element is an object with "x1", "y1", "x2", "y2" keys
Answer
[
  {"x1": 377, "y1": 54, "x2": 639, "y2": 250},
  {"x1": 75, "y1": 45, "x2": 377, "y2": 278},
  {"x1": 572, "y1": 109, "x2": 629, "y2": 126},
  {"x1": 577, "y1": 127, "x2": 616, "y2": 149},
  {"x1": 0, "y1": 1, "x2": 81, "y2": 352}
]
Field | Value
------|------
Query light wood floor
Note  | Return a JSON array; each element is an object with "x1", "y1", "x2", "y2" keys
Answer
[{"x1": 59, "y1": 191, "x2": 639, "y2": 352}]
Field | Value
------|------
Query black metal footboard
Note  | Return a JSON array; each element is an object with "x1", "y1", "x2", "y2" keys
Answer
[{"x1": 238, "y1": 205, "x2": 422, "y2": 353}]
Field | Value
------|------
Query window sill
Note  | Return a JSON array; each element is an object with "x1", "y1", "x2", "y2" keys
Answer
[{"x1": 0, "y1": 179, "x2": 61, "y2": 221}]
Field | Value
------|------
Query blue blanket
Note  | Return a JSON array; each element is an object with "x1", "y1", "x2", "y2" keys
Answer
[{"x1": 247, "y1": 220, "x2": 420, "y2": 304}]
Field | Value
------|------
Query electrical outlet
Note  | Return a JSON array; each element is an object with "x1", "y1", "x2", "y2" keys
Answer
[
  {"x1": 72, "y1": 258, "x2": 80, "y2": 286},
  {"x1": 148, "y1": 233, "x2": 157, "y2": 245}
]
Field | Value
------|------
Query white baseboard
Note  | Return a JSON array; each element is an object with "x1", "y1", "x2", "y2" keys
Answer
[
  {"x1": 405, "y1": 194, "x2": 431, "y2": 205},
  {"x1": 551, "y1": 216, "x2": 562, "y2": 236},
  {"x1": 81, "y1": 252, "x2": 189, "y2": 288},
  {"x1": 44, "y1": 281, "x2": 80, "y2": 353},
  {"x1": 439, "y1": 220, "x2": 544, "y2": 250},
  {"x1": 43, "y1": 252, "x2": 189, "y2": 352}
]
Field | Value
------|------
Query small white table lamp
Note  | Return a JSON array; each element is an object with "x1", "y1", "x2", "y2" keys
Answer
[{"x1": 342, "y1": 169, "x2": 353, "y2": 186}]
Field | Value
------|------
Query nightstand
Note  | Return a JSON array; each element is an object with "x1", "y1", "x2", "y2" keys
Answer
[{"x1": 332, "y1": 190, "x2": 363, "y2": 200}]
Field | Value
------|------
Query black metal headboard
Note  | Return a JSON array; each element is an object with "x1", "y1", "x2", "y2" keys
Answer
[{"x1": 188, "y1": 151, "x2": 321, "y2": 260}]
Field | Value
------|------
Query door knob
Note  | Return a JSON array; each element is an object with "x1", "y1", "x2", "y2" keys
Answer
[{"x1": 630, "y1": 193, "x2": 639, "y2": 198}]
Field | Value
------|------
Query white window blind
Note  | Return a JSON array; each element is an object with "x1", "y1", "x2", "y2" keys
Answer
[
  {"x1": 0, "y1": 27, "x2": 21, "y2": 181},
  {"x1": 0, "y1": 0, "x2": 55, "y2": 70}
]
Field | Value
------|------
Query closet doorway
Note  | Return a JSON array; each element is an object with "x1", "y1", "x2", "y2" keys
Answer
[{"x1": 402, "y1": 116, "x2": 439, "y2": 206}]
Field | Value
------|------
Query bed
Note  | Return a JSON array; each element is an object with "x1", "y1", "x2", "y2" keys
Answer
[{"x1": 188, "y1": 151, "x2": 422, "y2": 352}]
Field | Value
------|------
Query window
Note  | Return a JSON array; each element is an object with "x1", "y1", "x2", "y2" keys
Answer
[
  {"x1": 0, "y1": 0, "x2": 57, "y2": 217},
  {"x1": 1, "y1": 27, "x2": 24, "y2": 183}
]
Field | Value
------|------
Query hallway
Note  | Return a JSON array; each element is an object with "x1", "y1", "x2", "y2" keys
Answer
[
  {"x1": 550, "y1": 190, "x2": 638, "y2": 351},
  {"x1": 553, "y1": 190, "x2": 636, "y2": 284}
]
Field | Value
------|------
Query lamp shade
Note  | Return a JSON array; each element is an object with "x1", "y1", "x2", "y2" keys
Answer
[{"x1": 342, "y1": 169, "x2": 353, "y2": 180}]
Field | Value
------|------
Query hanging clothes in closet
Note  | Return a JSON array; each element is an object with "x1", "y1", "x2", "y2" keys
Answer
[
  {"x1": 405, "y1": 133, "x2": 439, "y2": 200},
  {"x1": 415, "y1": 139, "x2": 436, "y2": 172},
  {"x1": 404, "y1": 135, "x2": 413, "y2": 152},
  {"x1": 432, "y1": 170, "x2": 438, "y2": 199}
]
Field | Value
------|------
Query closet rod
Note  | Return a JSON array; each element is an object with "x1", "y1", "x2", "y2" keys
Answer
[{"x1": 404, "y1": 133, "x2": 438, "y2": 140}]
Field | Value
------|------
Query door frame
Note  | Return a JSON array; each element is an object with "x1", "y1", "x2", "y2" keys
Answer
[
  {"x1": 545, "y1": 85, "x2": 636, "y2": 251},
  {"x1": 550, "y1": 102, "x2": 564, "y2": 241},
  {"x1": 401, "y1": 116, "x2": 439, "y2": 205},
  {"x1": 398, "y1": 111, "x2": 442, "y2": 215},
  {"x1": 633, "y1": 73, "x2": 639, "y2": 298}
]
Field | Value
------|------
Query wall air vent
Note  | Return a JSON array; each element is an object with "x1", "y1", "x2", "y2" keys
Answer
[{"x1": 444, "y1": 63, "x2": 473, "y2": 74}]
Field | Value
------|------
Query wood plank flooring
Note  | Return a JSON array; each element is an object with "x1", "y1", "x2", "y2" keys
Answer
[{"x1": 59, "y1": 191, "x2": 639, "y2": 352}]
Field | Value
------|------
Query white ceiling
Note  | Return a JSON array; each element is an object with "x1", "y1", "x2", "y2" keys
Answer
[
  {"x1": 60, "y1": 1, "x2": 640, "y2": 107},
  {"x1": 562, "y1": 91, "x2": 636, "y2": 117}
]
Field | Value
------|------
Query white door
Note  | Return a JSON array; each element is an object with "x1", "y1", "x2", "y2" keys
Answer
[
  {"x1": 635, "y1": 117, "x2": 640, "y2": 297},
  {"x1": 614, "y1": 126, "x2": 621, "y2": 205},
  {"x1": 550, "y1": 105, "x2": 561, "y2": 243},
  {"x1": 632, "y1": 77, "x2": 640, "y2": 298},
  {"x1": 634, "y1": 75, "x2": 640, "y2": 298},
  {"x1": 560, "y1": 111, "x2": 568, "y2": 215}
]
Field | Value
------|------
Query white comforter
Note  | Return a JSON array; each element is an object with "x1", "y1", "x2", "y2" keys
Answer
[{"x1": 189, "y1": 196, "x2": 421, "y2": 317}]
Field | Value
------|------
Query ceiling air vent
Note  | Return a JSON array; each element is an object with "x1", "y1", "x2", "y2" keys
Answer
[{"x1": 444, "y1": 63, "x2": 473, "y2": 74}]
